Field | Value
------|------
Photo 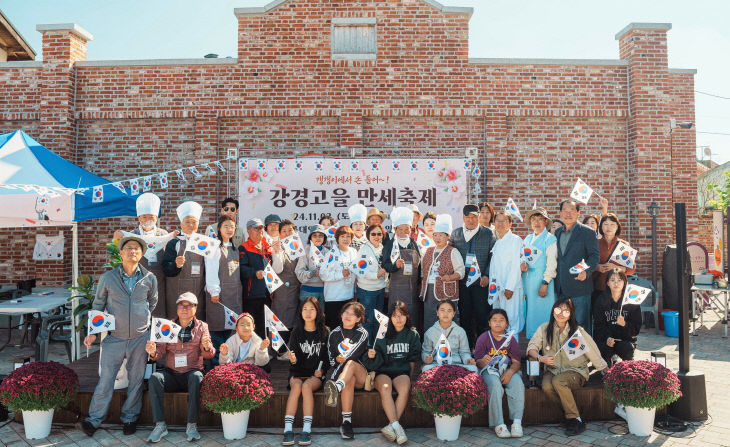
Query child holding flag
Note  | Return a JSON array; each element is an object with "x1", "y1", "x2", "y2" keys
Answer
[
  {"x1": 592, "y1": 269, "x2": 642, "y2": 365},
  {"x1": 474, "y1": 309, "x2": 524, "y2": 438},
  {"x1": 362, "y1": 302, "x2": 421, "y2": 445},
  {"x1": 323, "y1": 302, "x2": 369, "y2": 440},
  {"x1": 526, "y1": 298, "x2": 607, "y2": 437},
  {"x1": 282, "y1": 298, "x2": 330, "y2": 446},
  {"x1": 219, "y1": 313, "x2": 271, "y2": 367},
  {"x1": 421, "y1": 300, "x2": 476, "y2": 372}
]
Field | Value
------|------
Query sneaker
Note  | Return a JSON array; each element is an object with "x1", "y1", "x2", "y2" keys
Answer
[
  {"x1": 495, "y1": 424, "x2": 511, "y2": 438},
  {"x1": 510, "y1": 423, "x2": 523, "y2": 438},
  {"x1": 147, "y1": 422, "x2": 168, "y2": 443},
  {"x1": 381, "y1": 424, "x2": 396, "y2": 441},
  {"x1": 122, "y1": 422, "x2": 136, "y2": 435},
  {"x1": 282, "y1": 431, "x2": 295, "y2": 445},
  {"x1": 298, "y1": 431, "x2": 312, "y2": 445},
  {"x1": 340, "y1": 421, "x2": 354, "y2": 439},
  {"x1": 77, "y1": 421, "x2": 97, "y2": 437},
  {"x1": 324, "y1": 380, "x2": 339, "y2": 407},
  {"x1": 186, "y1": 423, "x2": 201, "y2": 441},
  {"x1": 614, "y1": 404, "x2": 627, "y2": 420},
  {"x1": 393, "y1": 424, "x2": 407, "y2": 445}
]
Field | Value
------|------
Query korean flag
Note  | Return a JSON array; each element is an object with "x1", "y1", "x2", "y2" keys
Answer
[
  {"x1": 175, "y1": 169, "x2": 186, "y2": 182},
  {"x1": 281, "y1": 233, "x2": 305, "y2": 260},
  {"x1": 112, "y1": 182, "x2": 126, "y2": 194},
  {"x1": 622, "y1": 284, "x2": 652, "y2": 306},
  {"x1": 416, "y1": 231, "x2": 434, "y2": 256},
  {"x1": 214, "y1": 161, "x2": 226, "y2": 172},
  {"x1": 610, "y1": 241, "x2": 638, "y2": 269},
  {"x1": 569, "y1": 259, "x2": 590, "y2": 275},
  {"x1": 338, "y1": 337, "x2": 354, "y2": 358},
  {"x1": 521, "y1": 244, "x2": 542, "y2": 266},
  {"x1": 185, "y1": 233, "x2": 221, "y2": 258},
  {"x1": 570, "y1": 178, "x2": 593, "y2": 204},
  {"x1": 129, "y1": 179, "x2": 140, "y2": 196},
  {"x1": 269, "y1": 326, "x2": 285, "y2": 351},
  {"x1": 92, "y1": 186, "x2": 104, "y2": 203},
  {"x1": 142, "y1": 176, "x2": 153, "y2": 192},
  {"x1": 151, "y1": 318, "x2": 182, "y2": 343},
  {"x1": 87, "y1": 310, "x2": 115, "y2": 335},
  {"x1": 265, "y1": 304, "x2": 289, "y2": 332},
  {"x1": 505, "y1": 197, "x2": 523, "y2": 222},
  {"x1": 263, "y1": 263, "x2": 283, "y2": 294},
  {"x1": 436, "y1": 333, "x2": 451, "y2": 365},
  {"x1": 159, "y1": 173, "x2": 169, "y2": 189},
  {"x1": 561, "y1": 330, "x2": 589, "y2": 361},
  {"x1": 465, "y1": 261, "x2": 481, "y2": 287},
  {"x1": 188, "y1": 166, "x2": 202, "y2": 178},
  {"x1": 309, "y1": 244, "x2": 326, "y2": 267},
  {"x1": 221, "y1": 303, "x2": 239, "y2": 330},
  {"x1": 390, "y1": 238, "x2": 401, "y2": 264},
  {"x1": 374, "y1": 309, "x2": 389, "y2": 341},
  {"x1": 487, "y1": 279, "x2": 503, "y2": 305}
]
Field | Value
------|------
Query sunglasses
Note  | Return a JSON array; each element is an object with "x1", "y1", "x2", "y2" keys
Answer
[
  {"x1": 223, "y1": 207, "x2": 237, "y2": 212},
  {"x1": 553, "y1": 308, "x2": 571, "y2": 317}
]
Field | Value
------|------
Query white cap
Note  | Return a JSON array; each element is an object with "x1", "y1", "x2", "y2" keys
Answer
[
  {"x1": 176, "y1": 201, "x2": 203, "y2": 221},
  {"x1": 348, "y1": 203, "x2": 367, "y2": 224},
  {"x1": 434, "y1": 214, "x2": 453, "y2": 236},
  {"x1": 390, "y1": 206, "x2": 413, "y2": 228},
  {"x1": 136, "y1": 193, "x2": 161, "y2": 217}
]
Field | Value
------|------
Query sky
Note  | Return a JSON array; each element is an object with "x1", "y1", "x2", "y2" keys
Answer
[{"x1": 2, "y1": 0, "x2": 729, "y2": 165}]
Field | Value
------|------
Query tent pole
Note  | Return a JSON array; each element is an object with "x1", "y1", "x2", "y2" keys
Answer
[{"x1": 71, "y1": 223, "x2": 79, "y2": 361}]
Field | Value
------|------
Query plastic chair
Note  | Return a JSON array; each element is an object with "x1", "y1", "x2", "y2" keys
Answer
[{"x1": 35, "y1": 314, "x2": 72, "y2": 362}]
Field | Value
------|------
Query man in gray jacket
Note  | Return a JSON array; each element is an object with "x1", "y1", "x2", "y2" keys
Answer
[{"x1": 78, "y1": 235, "x2": 158, "y2": 437}]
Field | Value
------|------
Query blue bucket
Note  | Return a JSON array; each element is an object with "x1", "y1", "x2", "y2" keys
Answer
[{"x1": 661, "y1": 311, "x2": 679, "y2": 338}]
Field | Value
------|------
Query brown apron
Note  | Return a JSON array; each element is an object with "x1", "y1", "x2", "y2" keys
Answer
[
  {"x1": 389, "y1": 247, "x2": 422, "y2": 330},
  {"x1": 132, "y1": 228, "x2": 168, "y2": 318},
  {"x1": 272, "y1": 253, "x2": 301, "y2": 330},
  {"x1": 206, "y1": 244, "x2": 243, "y2": 331},
  {"x1": 165, "y1": 239, "x2": 206, "y2": 320}
]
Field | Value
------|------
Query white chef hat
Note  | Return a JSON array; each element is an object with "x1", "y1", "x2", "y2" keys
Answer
[
  {"x1": 136, "y1": 193, "x2": 161, "y2": 217},
  {"x1": 390, "y1": 206, "x2": 414, "y2": 228},
  {"x1": 434, "y1": 214, "x2": 453, "y2": 236},
  {"x1": 176, "y1": 201, "x2": 203, "y2": 221},
  {"x1": 348, "y1": 203, "x2": 367, "y2": 224}
]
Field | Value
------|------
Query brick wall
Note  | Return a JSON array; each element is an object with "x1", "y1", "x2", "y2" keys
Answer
[{"x1": 0, "y1": 1, "x2": 697, "y2": 283}]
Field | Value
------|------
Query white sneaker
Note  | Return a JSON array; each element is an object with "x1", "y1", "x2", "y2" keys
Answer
[
  {"x1": 495, "y1": 424, "x2": 511, "y2": 438},
  {"x1": 186, "y1": 423, "x2": 201, "y2": 441},
  {"x1": 381, "y1": 424, "x2": 396, "y2": 441},
  {"x1": 510, "y1": 423, "x2": 523, "y2": 438},
  {"x1": 393, "y1": 424, "x2": 408, "y2": 445},
  {"x1": 147, "y1": 422, "x2": 168, "y2": 443},
  {"x1": 615, "y1": 404, "x2": 627, "y2": 420}
]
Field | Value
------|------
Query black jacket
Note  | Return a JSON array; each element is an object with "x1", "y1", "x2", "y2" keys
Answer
[{"x1": 592, "y1": 291, "x2": 642, "y2": 345}]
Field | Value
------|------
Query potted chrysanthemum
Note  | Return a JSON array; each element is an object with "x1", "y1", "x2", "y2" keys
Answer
[
  {"x1": 603, "y1": 360, "x2": 682, "y2": 436},
  {"x1": 412, "y1": 365, "x2": 488, "y2": 441},
  {"x1": 0, "y1": 361, "x2": 78, "y2": 439},
  {"x1": 200, "y1": 363, "x2": 274, "y2": 440}
]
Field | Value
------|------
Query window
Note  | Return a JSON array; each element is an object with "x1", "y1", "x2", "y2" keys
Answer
[{"x1": 331, "y1": 18, "x2": 376, "y2": 60}]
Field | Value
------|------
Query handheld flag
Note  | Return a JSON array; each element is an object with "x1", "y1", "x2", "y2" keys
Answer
[
  {"x1": 151, "y1": 318, "x2": 182, "y2": 343},
  {"x1": 269, "y1": 326, "x2": 286, "y2": 351},
  {"x1": 465, "y1": 260, "x2": 481, "y2": 287},
  {"x1": 487, "y1": 279, "x2": 503, "y2": 305},
  {"x1": 569, "y1": 259, "x2": 590, "y2": 275},
  {"x1": 520, "y1": 244, "x2": 542, "y2": 267},
  {"x1": 309, "y1": 244, "x2": 326, "y2": 267},
  {"x1": 435, "y1": 333, "x2": 452, "y2": 365},
  {"x1": 264, "y1": 304, "x2": 289, "y2": 332},
  {"x1": 560, "y1": 330, "x2": 589, "y2": 360},
  {"x1": 87, "y1": 310, "x2": 115, "y2": 335},
  {"x1": 609, "y1": 241, "x2": 638, "y2": 269},
  {"x1": 373, "y1": 309, "x2": 389, "y2": 342},
  {"x1": 570, "y1": 178, "x2": 593, "y2": 204},
  {"x1": 281, "y1": 232, "x2": 306, "y2": 260},
  {"x1": 338, "y1": 337, "x2": 354, "y2": 357},
  {"x1": 263, "y1": 263, "x2": 284, "y2": 294},
  {"x1": 505, "y1": 197, "x2": 523, "y2": 222},
  {"x1": 622, "y1": 284, "x2": 651, "y2": 307},
  {"x1": 326, "y1": 225, "x2": 338, "y2": 240},
  {"x1": 220, "y1": 303, "x2": 239, "y2": 330},
  {"x1": 185, "y1": 233, "x2": 221, "y2": 258},
  {"x1": 390, "y1": 238, "x2": 401, "y2": 264},
  {"x1": 415, "y1": 230, "x2": 434, "y2": 256}
]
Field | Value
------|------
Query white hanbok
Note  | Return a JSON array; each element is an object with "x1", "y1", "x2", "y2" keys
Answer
[{"x1": 488, "y1": 230, "x2": 524, "y2": 334}]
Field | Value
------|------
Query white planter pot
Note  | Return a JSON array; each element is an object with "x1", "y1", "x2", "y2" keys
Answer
[
  {"x1": 220, "y1": 410, "x2": 250, "y2": 440},
  {"x1": 434, "y1": 414, "x2": 462, "y2": 441},
  {"x1": 22, "y1": 409, "x2": 54, "y2": 439},
  {"x1": 625, "y1": 406, "x2": 656, "y2": 436}
]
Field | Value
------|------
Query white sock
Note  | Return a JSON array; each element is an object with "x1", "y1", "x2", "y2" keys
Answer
[
  {"x1": 284, "y1": 415, "x2": 294, "y2": 432},
  {"x1": 342, "y1": 412, "x2": 352, "y2": 423},
  {"x1": 576, "y1": 417, "x2": 582, "y2": 422},
  {"x1": 335, "y1": 379, "x2": 346, "y2": 392},
  {"x1": 512, "y1": 419, "x2": 521, "y2": 426},
  {"x1": 303, "y1": 416, "x2": 312, "y2": 432},
  {"x1": 391, "y1": 421, "x2": 401, "y2": 429}
]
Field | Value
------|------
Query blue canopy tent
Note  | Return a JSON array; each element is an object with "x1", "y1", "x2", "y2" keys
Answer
[{"x1": 0, "y1": 130, "x2": 136, "y2": 360}]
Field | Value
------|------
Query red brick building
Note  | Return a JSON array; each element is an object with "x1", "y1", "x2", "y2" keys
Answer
[{"x1": 0, "y1": 0, "x2": 697, "y2": 284}]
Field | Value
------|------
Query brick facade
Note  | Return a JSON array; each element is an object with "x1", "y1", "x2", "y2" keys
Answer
[{"x1": 0, "y1": 0, "x2": 697, "y2": 285}]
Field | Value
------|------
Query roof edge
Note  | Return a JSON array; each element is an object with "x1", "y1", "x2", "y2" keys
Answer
[
  {"x1": 36, "y1": 23, "x2": 93, "y2": 41},
  {"x1": 615, "y1": 22, "x2": 672, "y2": 40},
  {"x1": 76, "y1": 58, "x2": 238, "y2": 67},
  {"x1": 668, "y1": 68, "x2": 697, "y2": 74},
  {"x1": 235, "y1": 0, "x2": 473, "y2": 17},
  {"x1": 0, "y1": 10, "x2": 36, "y2": 59},
  {"x1": 469, "y1": 57, "x2": 627, "y2": 66}
]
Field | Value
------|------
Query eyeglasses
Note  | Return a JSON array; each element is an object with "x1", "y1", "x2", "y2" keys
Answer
[
  {"x1": 177, "y1": 304, "x2": 196, "y2": 310},
  {"x1": 553, "y1": 308, "x2": 571, "y2": 317},
  {"x1": 223, "y1": 207, "x2": 236, "y2": 212}
]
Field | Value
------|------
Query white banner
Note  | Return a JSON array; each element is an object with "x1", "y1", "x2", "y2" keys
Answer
[
  {"x1": 712, "y1": 209, "x2": 724, "y2": 271},
  {"x1": 238, "y1": 158, "x2": 468, "y2": 232}
]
